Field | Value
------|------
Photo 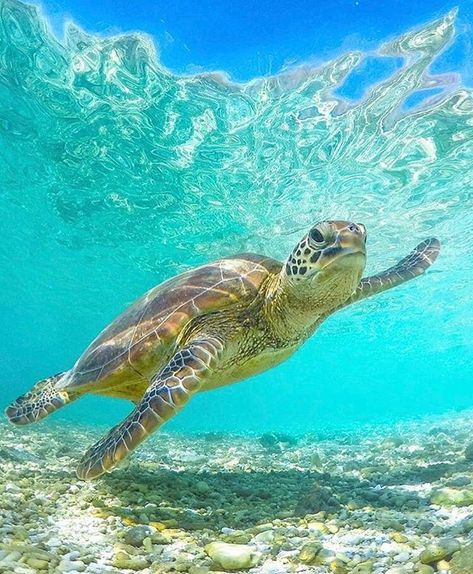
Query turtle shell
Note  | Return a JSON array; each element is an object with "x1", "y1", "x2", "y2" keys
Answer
[{"x1": 61, "y1": 253, "x2": 282, "y2": 397}]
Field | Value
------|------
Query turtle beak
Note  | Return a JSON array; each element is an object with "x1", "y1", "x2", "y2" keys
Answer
[
  {"x1": 318, "y1": 225, "x2": 366, "y2": 271},
  {"x1": 337, "y1": 224, "x2": 366, "y2": 257},
  {"x1": 339, "y1": 224, "x2": 366, "y2": 255}
]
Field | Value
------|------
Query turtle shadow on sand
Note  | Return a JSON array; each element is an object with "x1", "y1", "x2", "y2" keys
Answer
[{"x1": 94, "y1": 464, "x2": 430, "y2": 532}]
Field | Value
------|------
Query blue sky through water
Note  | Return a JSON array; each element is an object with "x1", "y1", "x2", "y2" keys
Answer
[{"x1": 32, "y1": 0, "x2": 473, "y2": 91}]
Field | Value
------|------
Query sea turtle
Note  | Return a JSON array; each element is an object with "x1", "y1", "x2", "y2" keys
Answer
[{"x1": 5, "y1": 220, "x2": 440, "y2": 480}]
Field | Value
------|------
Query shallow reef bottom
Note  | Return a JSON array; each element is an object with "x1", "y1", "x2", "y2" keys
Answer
[{"x1": 1, "y1": 412, "x2": 473, "y2": 574}]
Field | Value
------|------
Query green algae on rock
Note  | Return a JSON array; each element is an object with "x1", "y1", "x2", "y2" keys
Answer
[
  {"x1": 298, "y1": 541, "x2": 323, "y2": 564},
  {"x1": 419, "y1": 538, "x2": 461, "y2": 564},
  {"x1": 430, "y1": 488, "x2": 473, "y2": 507},
  {"x1": 450, "y1": 542, "x2": 473, "y2": 574}
]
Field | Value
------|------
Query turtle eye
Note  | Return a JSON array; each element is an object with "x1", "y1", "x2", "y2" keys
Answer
[{"x1": 309, "y1": 227, "x2": 325, "y2": 245}]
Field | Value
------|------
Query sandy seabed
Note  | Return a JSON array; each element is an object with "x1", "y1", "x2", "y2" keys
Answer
[{"x1": 1, "y1": 411, "x2": 473, "y2": 574}]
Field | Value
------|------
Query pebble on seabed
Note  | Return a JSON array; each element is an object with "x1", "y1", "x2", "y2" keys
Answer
[{"x1": 2, "y1": 412, "x2": 473, "y2": 573}]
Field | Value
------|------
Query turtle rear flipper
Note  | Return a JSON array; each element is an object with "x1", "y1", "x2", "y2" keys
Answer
[{"x1": 5, "y1": 372, "x2": 73, "y2": 425}]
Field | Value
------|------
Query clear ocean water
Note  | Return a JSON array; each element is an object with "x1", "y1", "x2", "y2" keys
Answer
[{"x1": 1, "y1": 0, "x2": 472, "y2": 439}]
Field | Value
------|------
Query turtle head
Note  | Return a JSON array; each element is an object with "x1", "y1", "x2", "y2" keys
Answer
[{"x1": 281, "y1": 220, "x2": 367, "y2": 315}]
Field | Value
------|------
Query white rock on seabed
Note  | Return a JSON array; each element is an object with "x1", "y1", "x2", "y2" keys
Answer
[
  {"x1": 260, "y1": 559, "x2": 289, "y2": 574},
  {"x1": 205, "y1": 541, "x2": 260, "y2": 570}
]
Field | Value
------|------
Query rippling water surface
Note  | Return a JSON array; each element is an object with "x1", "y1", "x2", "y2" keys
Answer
[{"x1": 1, "y1": 1, "x2": 472, "y2": 432}]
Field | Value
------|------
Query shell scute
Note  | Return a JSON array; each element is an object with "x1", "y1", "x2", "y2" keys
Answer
[{"x1": 64, "y1": 254, "x2": 281, "y2": 391}]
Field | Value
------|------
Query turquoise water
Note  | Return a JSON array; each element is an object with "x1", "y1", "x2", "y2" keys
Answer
[{"x1": 1, "y1": 1, "x2": 472, "y2": 437}]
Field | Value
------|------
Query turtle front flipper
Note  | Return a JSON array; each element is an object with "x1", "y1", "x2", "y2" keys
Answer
[
  {"x1": 342, "y1": 238, "x2": 440, "y2": 308},
  {"x1": 76, "y1": 336, "x2": 224, "y2": 480},
  {"x1": 5, "y1": 371, "x2": 72, "y2": 425}
]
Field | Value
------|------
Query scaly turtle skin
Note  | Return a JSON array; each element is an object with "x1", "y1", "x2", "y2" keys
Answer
[{"x1": 5, "y1": 220, "x2": 440, "y2": 479}]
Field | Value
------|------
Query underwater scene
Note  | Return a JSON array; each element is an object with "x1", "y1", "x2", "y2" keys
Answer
[{"x1": 1, "y1": 0, "x2": 473, "y2": 572}]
